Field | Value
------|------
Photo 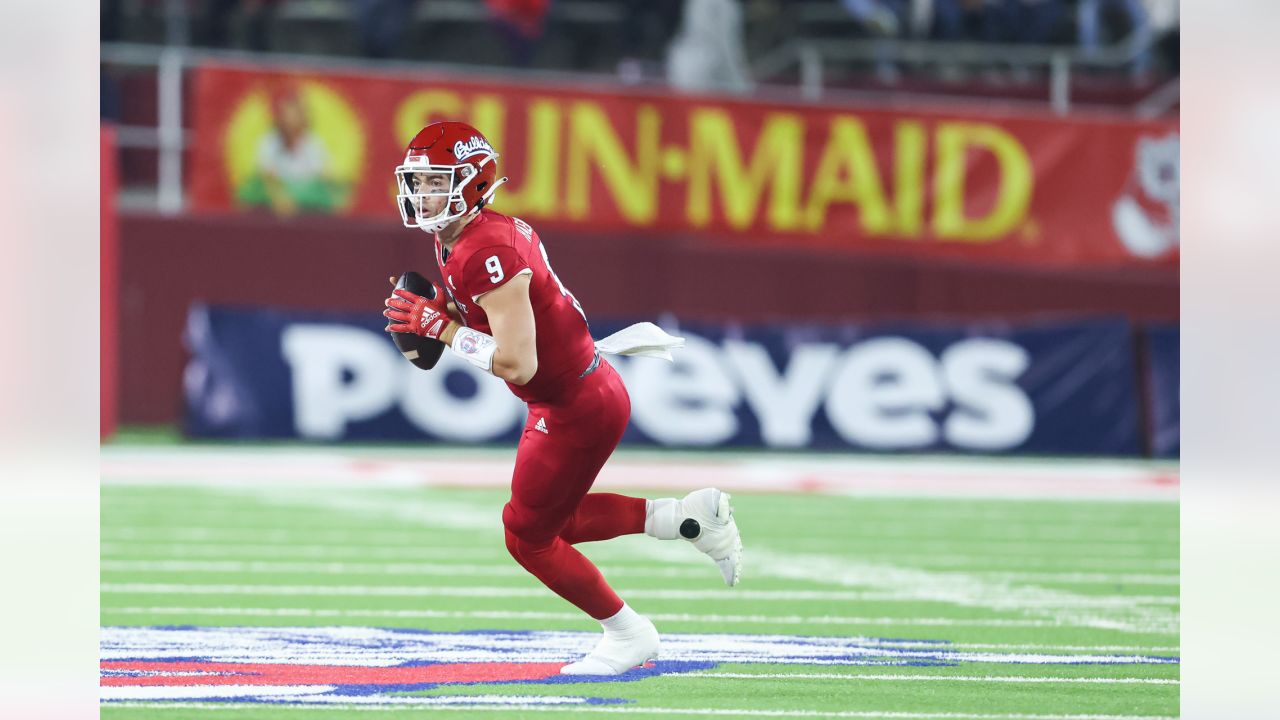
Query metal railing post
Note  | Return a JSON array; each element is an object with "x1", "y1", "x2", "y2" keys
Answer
[
  {"x1": 1136, "y1": 78, "x2": 1181, "y2": 120},
  {"x1": 1049, "y1": 52, "x2": 1071, "y2": 116},
  {"x1": 157, "y1": 47, "x2": 185, "y2": 214},
  {"x1": 799, "y1": 44, "x2": 823, "y2": 101}
]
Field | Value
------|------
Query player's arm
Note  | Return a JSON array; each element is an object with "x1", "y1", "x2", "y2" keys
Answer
[
  {"x1": 474, "y1": 274, "x2": 538, "y2": 385},
  {"x1": 386, "y1": 246, "x2": 536, "y2": 383}
]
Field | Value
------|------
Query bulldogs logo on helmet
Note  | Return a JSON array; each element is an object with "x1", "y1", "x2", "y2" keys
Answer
[{"x1": 395, "y1": 121, "x2": 509, "y2": 233}]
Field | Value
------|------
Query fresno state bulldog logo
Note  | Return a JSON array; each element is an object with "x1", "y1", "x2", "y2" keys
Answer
[
  {"x1": 459, "y1": 333, "x2": 479, "y2": 354},
  {"x1": 100, "y1": 626, "x2": 1178, "y2": 708},
  {"x1": 1112, "y1": 133, "x2": 1179, "y2": 259}
]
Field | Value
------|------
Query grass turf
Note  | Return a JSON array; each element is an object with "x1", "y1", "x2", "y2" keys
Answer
[{"x1": 101, "y1": 460, "x2": 1178, "y2": 719}]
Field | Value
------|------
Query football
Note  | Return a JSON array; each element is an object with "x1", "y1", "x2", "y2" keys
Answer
[{"x1": 389, "y1": 271, "x2": 446, "y2": 371}]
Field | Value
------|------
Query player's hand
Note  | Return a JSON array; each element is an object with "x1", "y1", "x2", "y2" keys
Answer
[{"x1": 383, "y1": 283, "x2": 454, "y2": 341}]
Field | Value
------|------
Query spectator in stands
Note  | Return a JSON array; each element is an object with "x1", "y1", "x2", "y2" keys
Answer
[
  {"x1": 1147, "y1": 0, "x2": 1178, "y2": 75},
  {"x1": 355, "y1": 0, "x2": 417, "y2": 59},
  {"x1": 666, "y1": 0, "x2": 754, "y2": 94},
  {"x1": 838, "y1": 0, "x2": 912, "y2": 83},
  {"x1": 987, "y1": 0, "x2": 1065, "y2": 46},
  {"x1": 938, "y1": 0, "x2": 1063, "y2": 84},
  {"x1": 934, "y1": 0, "x2": 1063, "y2": 46},
  {"x1": 931, "y1": 0, "x2": 988, "y2": 41},
  {"x1": 202, "y1": 0, "x2": 279, "y2": 51},
  {"x1": 841, "y1": 0, "x2": 907, "y2": 38},
  {"x1": 102, "y1": 0, "x2": 123, "y2": 42},
  {"x1": 618, "y1": 0, "x2": 684, "y2": 85},
  {"x1": 101, "y1": 70, "x2": 122, "y2": 122},
  {"x1": 486, "y1": 0, "x2": 551, "y2": 67},
  {"x1": 236, "y1": 89, "x2": 342, "y2": 217},
  {"x1": 1077, "y1": 0, "x2": 1155, "y2": 77}
]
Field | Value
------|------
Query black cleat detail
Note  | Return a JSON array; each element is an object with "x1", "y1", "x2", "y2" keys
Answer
[{"x1": 679, "y1": 518, "x2": 701, "y2": 539}]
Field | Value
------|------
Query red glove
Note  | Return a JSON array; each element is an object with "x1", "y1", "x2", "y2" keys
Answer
[{"x1": 383, "y1": 285, "x2": 455, "y2": 341}]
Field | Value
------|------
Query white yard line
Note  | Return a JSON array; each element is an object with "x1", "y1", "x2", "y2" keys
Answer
[
  {"x1": 737, "y1": 549, "x2": 1179, "y2": 635},
  {"x1": 101, "y1": 543, "x2": 511, "y2": 560},
  {"x1": 99, "y1": 625, "x2": 1179, "y2": 667},
  {"x1": 99, "y1": 527, "x2": 1172, "y2": 558},
  {"x1": 100, "y1": 542, "x2": 1178, "y2": 572},
  {"x1": 97, "y1": 583, "x2": 1180, "y2": 608},
  {"x1": 100, "y1": 606, "x2": 1178, "y2": 653},
  {"x1": 102, "y1": 515, "x2": 1172, "y2": 543},
  {"x1": 100, "y1": 527, "x2": 492, "y2": 544},
  {"x1": 100, "y1": 703, "x2": 1178, "y2": 719},
  {"x1": 99, "y1": 560, "x2": 712, "y2": 579},
  {"x1": 973, "y1": 573, "x2": 1177, "y2": 586},
  {"x1": 97, "y1": 560, "x2": 1178, "y2": 587},
  {"x1": 607, "y1": 541, "x2": 1179, "y2": 635},
  {"x1": 100, "y1": 605, "x2": 1164, "y2": 632},
  {"x1": 98, "y1": 605, "x2": 1064, "y2": 628},
  {"x1": 675, "y1": 672, "x2": 1177, "y2": 685}
]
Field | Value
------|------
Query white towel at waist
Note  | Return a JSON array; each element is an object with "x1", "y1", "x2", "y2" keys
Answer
[{"x1": 593, "y1": 322, "x2": 685, "y2": 362}]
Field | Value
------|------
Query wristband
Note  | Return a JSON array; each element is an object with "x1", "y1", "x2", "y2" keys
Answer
[{"x1": 450, "y1": 326, "x2": 499, "y2": 373}]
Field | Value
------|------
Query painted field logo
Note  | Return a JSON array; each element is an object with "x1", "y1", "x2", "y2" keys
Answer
[{"x1": 100, "y1": 626, "x2": 1178, "y2": 707}]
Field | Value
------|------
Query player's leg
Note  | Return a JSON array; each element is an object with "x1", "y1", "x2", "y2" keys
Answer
[
  {"x1": 504, "y1": 455, "x2": 660, "y2": 675},
  {"x1": 502, "y1": 440, "x2": 626, "y2": 620},
  {"x1": 551, "y1": 362, "x2": 647, "y2": 546},
  {"x1": 557, "y1": 493, "x2": 646, "y2": 544},
  {"x1": 549, "y1": 362, "x2": 743, "y2": 586},
  {"x1": 558, "y1": 491, "x2": 744, "y2": 589},
  {"x1": 501, "y1": 364, "x2": 658, "y2": 674}
]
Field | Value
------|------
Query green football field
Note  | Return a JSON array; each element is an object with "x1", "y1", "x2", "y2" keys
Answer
[{"x1": 101, "y1": 445, "x2": 1179, "y2": 719}]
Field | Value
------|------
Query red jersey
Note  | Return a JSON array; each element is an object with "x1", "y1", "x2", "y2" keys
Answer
[{"x1": 434, "y1": 209, "x2": 597, "y2": 404}]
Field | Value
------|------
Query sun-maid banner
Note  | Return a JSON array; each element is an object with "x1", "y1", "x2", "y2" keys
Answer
[
  {"x1": 189, "y1": 63, "x2": 1178, "y2": 267},
  {"x1": 184, "y1": 307, "x2": 1142, "y2": 455},
  {"x1": 1145, "y1": 325, "x2": 1179, "y2": 458}
]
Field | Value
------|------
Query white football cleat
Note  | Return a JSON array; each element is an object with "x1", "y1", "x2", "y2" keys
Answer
[
  {"x1": 679, "y1": 488, "x2": 742, "y2": 586},
  {"x1": 560, "y1": 612, "x2": 659, "y2": 676}
]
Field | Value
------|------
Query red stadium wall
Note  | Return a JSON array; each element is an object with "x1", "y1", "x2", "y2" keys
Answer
[
  {"x1": 117, "y1": 212, "x2": 1176, "y2": 425},
  {"x1": 102, "y1": 125, "x2": 120, "y2": 438}
]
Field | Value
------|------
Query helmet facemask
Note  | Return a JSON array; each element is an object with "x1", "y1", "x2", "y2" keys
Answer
[{"x1": 395, "y1": 162, "x2": 478, "y2": 233}]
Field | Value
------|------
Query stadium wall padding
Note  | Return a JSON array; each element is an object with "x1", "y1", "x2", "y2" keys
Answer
[
  {"x1": 102, "y1": 125, "x2": 119, "y2": 439},
  {"x1": 1145, "y1": 325, "x2": 1180, "y2": 458},
  {"x1": 117, "y1": 212, "x2": 1177, "y2": 426}
]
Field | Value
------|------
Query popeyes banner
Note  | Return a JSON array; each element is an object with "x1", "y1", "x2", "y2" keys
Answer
[
  {"x1": 190, "y1": 62, "x2": 1179, "y2": 267},
  {"x1": 184, "y1": 307, "x2": 1144, "y2": 455}
]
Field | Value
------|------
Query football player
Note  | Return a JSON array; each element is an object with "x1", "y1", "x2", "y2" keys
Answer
[{"x1": 382, "y1": 121, "x2": 743, "y2": 675}]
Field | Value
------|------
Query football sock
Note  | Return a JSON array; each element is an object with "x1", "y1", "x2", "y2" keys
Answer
[{"x1": 644, "y1": 497, "x2": 681, "y2": 540}]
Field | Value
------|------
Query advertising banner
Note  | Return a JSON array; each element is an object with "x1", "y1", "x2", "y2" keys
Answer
[
  {"x1": 189, "y1": 63, "x2": 1178, "y2": 268},
  {"x1": 184, "y1": 307, "x2": 1142, "y2": 455},
  {"x1": 1145, "y1": 325, "x2": 1179, "y2": 458}
]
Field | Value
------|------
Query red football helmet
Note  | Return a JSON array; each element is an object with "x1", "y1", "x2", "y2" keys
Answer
[{"x1": 395, "y1": 121, "x2": 508, "y2": 233}]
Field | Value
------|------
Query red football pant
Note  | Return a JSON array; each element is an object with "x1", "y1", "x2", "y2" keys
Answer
[{"x1": 501, "y1": 360, "x2": 647, "y2": 620}]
